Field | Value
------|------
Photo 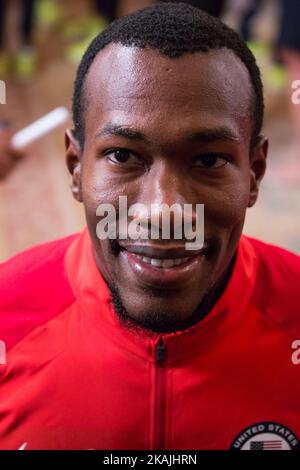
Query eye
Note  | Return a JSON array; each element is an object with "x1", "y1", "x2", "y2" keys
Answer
[
  {"x1": 105, "y1": 149, "x2": 142, "y2": 166},
  {"x1": 194, "y1": 153, "x2": 229, "y2": 169}
]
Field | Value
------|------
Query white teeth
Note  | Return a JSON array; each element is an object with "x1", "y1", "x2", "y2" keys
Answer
[
  {"x1": 133, "y1": 254, "x2": 190, "y2": 268},
  {"x1": 151, "y1": 258, "x2": 163, "y2": 267},
  {"x1": 162, "y1": 259, "x2": 176, "y2": 268}
]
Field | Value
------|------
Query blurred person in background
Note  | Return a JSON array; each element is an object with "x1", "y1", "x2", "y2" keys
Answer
[
  {"x1": 0, "y1": 0, "x2": 36, "y2": 78},
  {"x1": 64, "y1": 0, "x2": 119, "y2": 64},
  {"x1": 1, "y1": 3, "x2": 300, "y2": 451},
  {"x1": 233, "y1": 0, "x2": 287, "y2": 95},
  {"x1": 278, "y1": 0, "x2": 300, "y2": 144},
  {"x1": 239, "y1": 0, "x2": 262, "y2": 42},
  {"x1": 159, "y1": 0, "x2": 226, "y2": 17},
  {"x1": 0, "y1": 122, "x2": 24, "y2": 178},
  {"x1": 94, "y1": 0, "x2": 119, "y2": 22}
]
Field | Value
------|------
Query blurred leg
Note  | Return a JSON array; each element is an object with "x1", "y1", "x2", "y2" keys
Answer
[
  {"x1": 186, "y1": 0, "x2": 225, "y2": 17},
  {"x1": 21, "y1": 0, "x2": 35, "y2": 46},
  {"x1": 158, "y1": 0, "x2": 225, "y2": 17},
  {"x1": 240, "y1": 0, "x2": 261, "y2": 42},
  {"x1": 94, "y1": 0, "x2": 118, "y2": 22},
  {"x1": 0, "y1": 0, "x2": 7, "y2": 49},
  {"x1": 15, "y1": 0, "x2": 36, "y2": 78}
]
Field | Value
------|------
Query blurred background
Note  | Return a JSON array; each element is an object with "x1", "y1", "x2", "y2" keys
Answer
[{"x1": 0, "y1": 0, "x2": 299, "y2": 262}]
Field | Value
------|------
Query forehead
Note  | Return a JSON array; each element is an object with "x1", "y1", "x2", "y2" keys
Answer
[{"x1": 83, "y1": 43, "x2": 253, "y2": 141}]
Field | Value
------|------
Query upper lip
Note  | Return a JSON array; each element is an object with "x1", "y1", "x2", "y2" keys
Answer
[{"x1": 118, "y1": 241, "x2": 207, "y2": 259}]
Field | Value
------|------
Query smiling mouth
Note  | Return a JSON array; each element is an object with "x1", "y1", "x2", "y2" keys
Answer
[
  {"x1": 132, "y1": 254, "x2": 189, "y2": 268},
  {"x1": 117, "y1": 241, "x2": 207, "y2": 270}
]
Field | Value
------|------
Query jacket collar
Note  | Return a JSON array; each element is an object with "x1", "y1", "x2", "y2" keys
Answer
[{"x1": 65, "y1": 228, "x2": 258, "y2": 365}]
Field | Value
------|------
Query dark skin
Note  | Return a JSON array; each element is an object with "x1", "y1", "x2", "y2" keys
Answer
[{"x1": 66, "y1": 44, "x2": 268, "y2": 332}]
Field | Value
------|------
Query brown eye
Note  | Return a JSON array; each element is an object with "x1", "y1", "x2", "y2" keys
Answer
[
  {"x1": 106, "y1": 149, "x2": 142, "y2": 166},
  {"x1": 195, "y1": 154, "x2": 229, "y2": 168},
  {"x1": 110, "y1": 150, "x2": 131, "y2": 163}
]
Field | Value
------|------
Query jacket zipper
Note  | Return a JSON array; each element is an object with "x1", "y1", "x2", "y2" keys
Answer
[{"x1": 154, "y1": 337, "x2": 167, "y2": 450}]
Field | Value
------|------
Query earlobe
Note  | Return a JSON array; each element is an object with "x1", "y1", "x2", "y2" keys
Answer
[
  {"x1": 248, "y1": 136, "x2": 268, "y2": 208},
  {"x1": 65, "y1": 129, "x2": 83, "y2": 203}
]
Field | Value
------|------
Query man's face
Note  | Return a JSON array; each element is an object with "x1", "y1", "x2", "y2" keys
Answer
[{"x1": 66, "y1": 44, "x2": 267, "y2": 330}]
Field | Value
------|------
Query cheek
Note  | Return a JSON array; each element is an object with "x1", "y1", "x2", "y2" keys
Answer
[
  {"x1": 203, "y1": 178, "x2": 251, "y2": 230},
  {"x1": 80, "y1": 161, "x2": 118, "y2": 215},
  {"x1": 81, "y1": 159, "x2": 143, "y2": 219}
]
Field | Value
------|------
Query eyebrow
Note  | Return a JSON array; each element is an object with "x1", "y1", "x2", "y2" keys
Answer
[
  {"x1": 187, "y1": 128, "x2": 240, "y2": 143},
  {"x1": 95, "y1": 124, "x2": 240, "y2": 144},
  {"x1": 96, "y1": 125, "x2": 150, "y2": 143}
]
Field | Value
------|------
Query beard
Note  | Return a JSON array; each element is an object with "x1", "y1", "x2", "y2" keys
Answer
[{"x1": 106, "y1": 254, "x2": 236, "y2": 334}]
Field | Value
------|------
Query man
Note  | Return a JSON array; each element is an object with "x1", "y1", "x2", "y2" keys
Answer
[{"x1": 0, "y1": 2, "x2": 300, "y2": 451}]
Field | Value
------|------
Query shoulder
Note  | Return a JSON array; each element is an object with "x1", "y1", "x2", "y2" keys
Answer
[
  {"x1": 247, "y1": 236, "x2": 300, "y2": 278},
  {"x1": 245, "y1": 236, "x2": 300, "y2": 337},
  {"x1": 0, "y1": 233, "x2": 79, "y2": 351}
]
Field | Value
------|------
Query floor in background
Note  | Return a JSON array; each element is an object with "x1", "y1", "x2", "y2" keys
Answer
[{"x1": 0, "y1": 0, "x2": 299, "y2": 262}]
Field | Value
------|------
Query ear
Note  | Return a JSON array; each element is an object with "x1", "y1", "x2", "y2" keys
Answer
[
  {"x1": 65, "y1": 129, "x2": 83, "y2": 203},
  {"x1": 248, "y1": 135, "x2": 268, "y2": 208}
]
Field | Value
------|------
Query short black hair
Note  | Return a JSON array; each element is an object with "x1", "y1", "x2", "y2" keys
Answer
[{"x1": 72, "y1": 2, "x2": 264, "y2": 150}]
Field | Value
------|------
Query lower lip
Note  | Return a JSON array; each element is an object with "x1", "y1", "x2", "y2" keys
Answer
[{"x1": 120, "y1": 249, "x2": 206, "y2": 288}]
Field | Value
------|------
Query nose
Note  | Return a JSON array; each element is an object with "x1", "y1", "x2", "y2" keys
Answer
[
  {"x1": 132, "y1": 161, "x2": 198, "y2": 239},
  {"x1": 142, "y1": 161, "x2": 187, "y2": 207}
]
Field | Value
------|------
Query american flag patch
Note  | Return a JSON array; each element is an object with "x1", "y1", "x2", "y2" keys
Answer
[{"x1": 250, "y1": 440, "x2": 282, "y2": 450}]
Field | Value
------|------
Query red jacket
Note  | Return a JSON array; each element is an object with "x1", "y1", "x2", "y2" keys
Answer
[{"x1": 0, "y1": 229, "x2": 300, "y2": 450}]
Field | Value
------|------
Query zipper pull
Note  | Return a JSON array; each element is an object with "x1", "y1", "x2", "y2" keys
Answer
[{"x1": 156, "y1": 337, "x2": 166, "y2": 364}]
